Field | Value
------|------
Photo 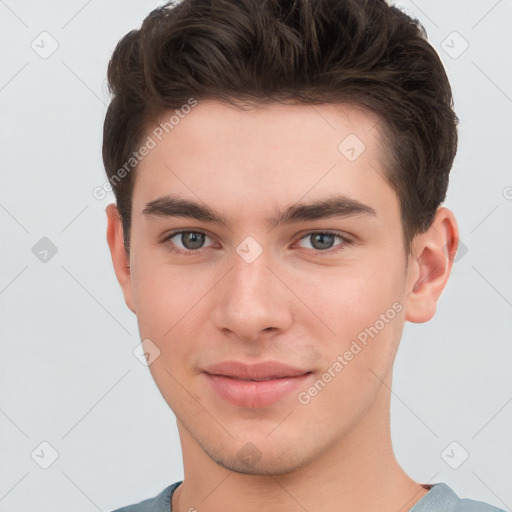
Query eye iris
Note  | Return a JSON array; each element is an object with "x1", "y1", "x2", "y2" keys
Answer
[
  {"x1": 311, "y1": 233, "x2": 335, "y2": 250},
  {"x1": 182, "y1": 232, "x2": 205, "y2": 250}
]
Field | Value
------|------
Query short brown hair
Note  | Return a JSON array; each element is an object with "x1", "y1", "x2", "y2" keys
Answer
[{"x1": 102, "y1": 0, "x2": 458, "y2": 256}]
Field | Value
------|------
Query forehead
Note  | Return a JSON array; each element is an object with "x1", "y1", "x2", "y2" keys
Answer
[
  {"x1": 132, "y1": 100, "x2": 397, "y2": 225},
  {"x1": 148, "y1": 100, "x2": 384, "y2": 157}
]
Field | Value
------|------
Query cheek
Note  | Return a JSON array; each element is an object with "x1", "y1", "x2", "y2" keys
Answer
[
  {"x1": 311, "y1": 263, "x2": 404, "y2": 335},
  {"x1": 130, "y1": 256, "x2": 215, "y2": 361},
  {"x1": 298, "y1": 266, "x2": 405, "y2": 424},
  {"x1": 311, "y1": 259, "x2": 407, "y2": 385}
]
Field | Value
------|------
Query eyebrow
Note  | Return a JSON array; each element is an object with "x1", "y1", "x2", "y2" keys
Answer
[{"x1": 142, "y1": 194, "x2": 377, "y2": 228}]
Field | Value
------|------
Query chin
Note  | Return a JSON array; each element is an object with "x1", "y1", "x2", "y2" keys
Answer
[
  {"x1": 195, "y1": 430, "x2": 323, "y2": 476},
  {"x1": 209, "y1": 449, "x2": 310, "y2": 476}
]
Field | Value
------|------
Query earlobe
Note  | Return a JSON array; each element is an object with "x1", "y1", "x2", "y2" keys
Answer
[
  {"x1": 105, "y1": 203, "x2": 136, "y2": 314},
  {"x1": 404, "y1": 207, "x2": 459, "y2": 323}
]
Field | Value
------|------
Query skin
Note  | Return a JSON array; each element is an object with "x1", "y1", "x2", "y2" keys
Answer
[{"x1": 106, "y1": 100, "x2": 459, "y2": 512}]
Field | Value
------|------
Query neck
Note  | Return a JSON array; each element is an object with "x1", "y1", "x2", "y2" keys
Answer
[{"x1": 173, "y1": 376, "x2": 429, "y2": 512}]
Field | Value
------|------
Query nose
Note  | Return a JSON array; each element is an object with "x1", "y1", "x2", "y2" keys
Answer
[{"x1": 211, "y1": 247, "x2": 293, "y2": 344}]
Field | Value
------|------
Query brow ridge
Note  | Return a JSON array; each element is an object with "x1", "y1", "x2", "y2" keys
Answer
[{"x1": 142, "y1": 194, "x2": 377, "y2": 229}]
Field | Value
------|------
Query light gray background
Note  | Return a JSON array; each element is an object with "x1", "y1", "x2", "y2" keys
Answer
[{"x1": 1, "y1": 1, "x2": 511, "y2": 511}]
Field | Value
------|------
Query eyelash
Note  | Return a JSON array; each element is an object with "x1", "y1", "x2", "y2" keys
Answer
[{"x1": 161, "y1": 230, "x2": 352, "y2": 256}]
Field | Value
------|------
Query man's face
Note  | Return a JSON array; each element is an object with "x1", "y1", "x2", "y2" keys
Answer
[{"x1": 123, "y1": 100, "x2": 414, "y2": 474}]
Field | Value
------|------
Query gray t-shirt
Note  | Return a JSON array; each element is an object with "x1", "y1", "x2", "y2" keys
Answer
[{"x1": 111, "y1": 481, "x2": 506, "y2": 512}]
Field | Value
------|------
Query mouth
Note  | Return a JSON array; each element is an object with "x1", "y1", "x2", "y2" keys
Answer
[
  {"x1": 201, "y1": 361, "x2": 313, "y2": 408},
  {"x1": 202, "y1": 360, "x2": 311, "y2": 380},
  {"x1": 214, "y1": 375, "x2": 303, "y2": 382}
]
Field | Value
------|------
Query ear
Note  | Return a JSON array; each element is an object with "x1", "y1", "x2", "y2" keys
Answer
[
  {"x1": 106, "y1": 203, "x2": 136, "y2": 314},
  {"x1": 404, "y1": 207, "x2": 459, "y2": 323}
]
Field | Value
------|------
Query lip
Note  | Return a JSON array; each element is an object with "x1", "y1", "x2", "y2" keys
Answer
[{"x1": 201, "y1": 361, "x2": 312, "y2": 408}]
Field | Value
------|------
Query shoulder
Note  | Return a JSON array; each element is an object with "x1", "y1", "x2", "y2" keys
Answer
[
  {"x1": 454, "y1": 497, "x2": 506, "y2": 512},
  {"x1": 109, "y1": 481, "x2": 182, "y2": 512},
  {"x1": 411, "y1": 483, "x2": 506, "y2": 512}
]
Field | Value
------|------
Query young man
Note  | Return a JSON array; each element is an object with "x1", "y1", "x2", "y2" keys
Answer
[{"x1": 103, "y1": 1, "x2": 504, "y2": 511}]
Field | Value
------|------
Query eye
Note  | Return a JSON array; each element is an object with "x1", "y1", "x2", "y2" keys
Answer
[
  {"x1": 163, "y1": 230, "x2": 214, "y2": 255},
  {"x1": 296, "y1": 231, "x2": 350, "y2": 254},
  {"x1": 162, "y1": 229, "x2": 352, "y2": 256}
]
